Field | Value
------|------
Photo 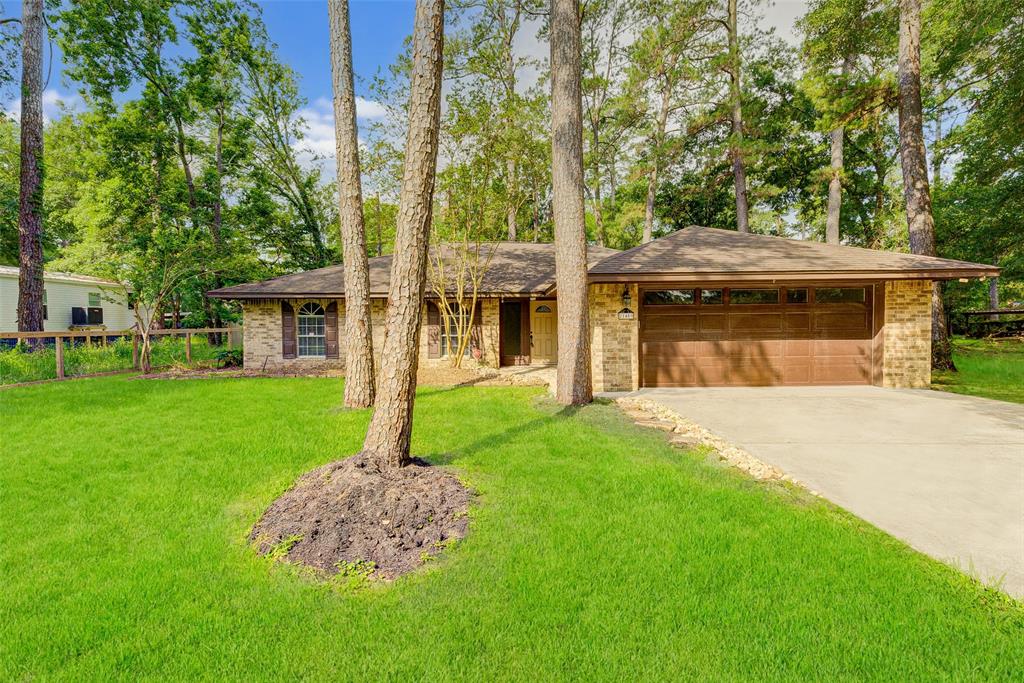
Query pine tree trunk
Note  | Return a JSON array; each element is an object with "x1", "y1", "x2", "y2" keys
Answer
[
  {"x1": 589, "y1": 121, "x2": 606, "y2": 247},
  {"x1": 826, "y1": 55, "x2": 855, "y2": 245},
  {"x1": 897, "y1": 0, "x2": 952, "y2": 370},
  {"x1": 506, "y1": 157, "x2": 518, "y2": 240},
  {"x1": 727, "y1": 0, "x2": 749, "y2": 233},
  {"x1": 17, "y1": 0, "x2": 45, "y2": 335},
  {"x1": 329, "y1": 0, "x2": 376, "y2": 408},
  {"x1": 643, "y1": 85, "x2": 670, "y2": 244},
  {"x1": 374, "y1": 193, "x2": 384, "y2": 256},
  {"x1": 550, "y1": 0, "x2": 592, "y2": 406},
  {"x1": 361, "y1": 0, "x2": 444, "y2": 467}
]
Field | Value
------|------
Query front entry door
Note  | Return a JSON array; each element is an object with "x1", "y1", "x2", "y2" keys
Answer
[{"x1": 531, "y1": 300, "x2": 557, "y2": 364}]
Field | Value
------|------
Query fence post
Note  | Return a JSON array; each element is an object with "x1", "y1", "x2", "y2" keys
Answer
[
  {"x1": 132, "y1": 334, "x2": 139, "y2": 369},
  {"x1": 227, "y1": 329, "x2": 233, "y2": 350},
  {"x1": 185, "y1": 332, "x2": 192, "y2": 364},
  {"x1": 86, "y1": 334, "x2": 92, "y2": 348},
  {"x1": 55, "y1": 337, "x2": 65, "y2": 380}
]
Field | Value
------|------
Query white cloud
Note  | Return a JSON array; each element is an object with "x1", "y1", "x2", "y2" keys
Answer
[
  {"x1": 355, "y1": 96, "x2": 388, "y2": 119},
  {"x1": 3, "y1": 88, "x2": 84, "y2": 123},
  {"x1": 294, "y1": 95, "x2": 382, "y2": 181}
]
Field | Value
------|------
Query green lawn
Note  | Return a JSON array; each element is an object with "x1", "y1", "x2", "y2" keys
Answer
[
  {"x1": 2, "y1": 376, "x2": 1022, "y2": 680},
  {"x1": 932, "y1": 336, "x2": 1024, "y2": 403}
]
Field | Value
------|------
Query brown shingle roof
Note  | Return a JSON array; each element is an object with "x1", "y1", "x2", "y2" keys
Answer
[
  {"x1": 208, "y1": 242, "x2": 620, "y2": 299},
  {"x1": 588, "y1": 226, "x2": 998, "y2": 280}
]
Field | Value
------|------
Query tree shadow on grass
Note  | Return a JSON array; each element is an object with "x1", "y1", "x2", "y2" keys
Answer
[{"x1": 419, "y1": 391, "x2": 582, "y2": 466}]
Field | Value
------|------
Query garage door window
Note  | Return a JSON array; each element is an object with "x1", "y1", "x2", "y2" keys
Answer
[
  {"x1": 786, "y1": 288, "x2": 808, "y2": 304},
  {"x1": 700, "y1": 289, "x2": 724, "y2": 305},
  {"x1": 644, "y1": 289, "x2": 695, "y2": 305},
  {"x1": 730, "y1": 288, "x2": 779, "y2": 305},
  {"x1": 816, "y1": 287, "x2": 866, "y2": 304}
]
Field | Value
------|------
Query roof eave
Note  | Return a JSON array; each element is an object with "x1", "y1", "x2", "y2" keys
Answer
[{"x1": 587, "y1": 267, "x2": 1000, "y2": 282}]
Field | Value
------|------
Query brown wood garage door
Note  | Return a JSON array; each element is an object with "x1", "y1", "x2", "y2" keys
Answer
[{"x1": 640, "y1": 286, "x2": 875, "y2": 387}]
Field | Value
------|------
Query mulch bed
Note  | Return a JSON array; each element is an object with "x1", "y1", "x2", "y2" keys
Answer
[{"x1": 249, "y1": 453, "x2": 471, "y2": 580}]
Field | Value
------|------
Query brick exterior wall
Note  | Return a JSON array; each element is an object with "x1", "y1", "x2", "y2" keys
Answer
[
  {"x1": 882, "y1": 279, "x2": 932, "y2": 388},
  {"x1": 589, "y1": 284, "x2": 639, "y2": 392},
  {"x1": 243, "y1": 297, "x2": 500, "y2": 373}
]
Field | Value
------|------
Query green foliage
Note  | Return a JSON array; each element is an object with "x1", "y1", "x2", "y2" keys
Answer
[
  {"x1": 2, "y1": 377, "x2": 1023, "y2": 678},
  {"x1": 215, "y1": 347, "x2": 243, "y2": 368},
  {"x1": 0, "y1": 335, "x2": 227, "y2": 384},
  {"x1": 266, "y1": 534, "x2": 303, "y2": 562}
]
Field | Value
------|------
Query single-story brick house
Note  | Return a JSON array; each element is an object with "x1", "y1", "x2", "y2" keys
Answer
[{"x1": 208, "y1": 226, "x2": 997, "y2": 391}]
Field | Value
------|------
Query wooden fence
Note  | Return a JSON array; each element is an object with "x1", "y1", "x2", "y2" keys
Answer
[{"x1": 0, "y1": 327, "x2": 242, "y2": 380}]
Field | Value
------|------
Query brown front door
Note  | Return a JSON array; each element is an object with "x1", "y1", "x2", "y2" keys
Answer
[
  {"x1": 640, "y1": 285, "x2": 873, "y2": 387},
  {"x1": 530, "y1": 300, "x2": 557, "y2": 365}
]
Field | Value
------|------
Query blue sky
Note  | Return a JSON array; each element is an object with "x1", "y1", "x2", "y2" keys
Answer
[
  {"x1": 2, "y1": 1, "x2": 416, "y2": 115},
  {"x1": 259, "y1": 1, "x2": 415, "y2": 106}
]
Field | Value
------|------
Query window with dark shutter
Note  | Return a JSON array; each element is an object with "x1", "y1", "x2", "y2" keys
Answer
[
  {"x1": 427, "y1": 302, "x2": 440, "y2": 358},
  {"x1": 325, "y1": 301, "x2": 339, "y2": 359},
  {"x1": 281, "y1": 302, "x2": 297, "y2": 359}
]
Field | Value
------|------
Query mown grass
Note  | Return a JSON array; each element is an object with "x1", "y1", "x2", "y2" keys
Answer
[
  {"x1": 0, "y1": 335, "x2": 224, "y2": 384},
  {"x1": 1, "y1": 376, "x2": 1022, "y2": 680},
  {"x1": 932, "y1": 336, "x2": 1024, "y2": 403}
]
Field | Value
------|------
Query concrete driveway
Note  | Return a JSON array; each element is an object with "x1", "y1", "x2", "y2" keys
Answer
[{"x1": 633, "y1": 386, "x2": 1024, "y2": 598}]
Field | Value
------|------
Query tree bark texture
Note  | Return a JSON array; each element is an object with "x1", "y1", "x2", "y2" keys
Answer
[
  {"x1": 550, "y1": 0, "x2": 593, "y2": 405},
  {"x1": 329, "y1": 0, "x2": 376, "y2": 408},
  {"x1": 17, "y1": 0, "x2": 45, "y2": 334},
  {"x1": 361, "y1": 0, "x2": 444, "y2": 467},
  {"x1": 897, "y1": 0, "x2": 952, "y2": 370},
  {"x1": 826, "y1": 55, "x2": 855, "y2": 246},
  {"x1": 643, "y1": 83, "x2": 671, "y2": 244},
  {"x1": 506, "y1": 157, "x2": 518, "y2": 240},
  {"x1": 727, "y1": 0, "x2": 749, "y2": 233}
]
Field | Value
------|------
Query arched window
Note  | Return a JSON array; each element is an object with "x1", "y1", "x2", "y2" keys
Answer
[{"x1": 297, "y1": 302, "x2": 326, "y2": 357}]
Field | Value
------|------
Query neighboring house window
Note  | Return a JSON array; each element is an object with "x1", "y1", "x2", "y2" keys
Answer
[
  {"x1": 88, "y1": 292, "x2": 101, "y2": 307},
  {"x1": 441, "y1": 303, "x2": 471, "y2": 358},
  {"x1": 42, "y1": 290, "x2": 48, "y2": 320},
  {"x1": 297, "y1": 302, "x2": 326, "y2": 357}
]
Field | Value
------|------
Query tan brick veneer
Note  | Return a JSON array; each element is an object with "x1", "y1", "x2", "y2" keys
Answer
[
  {"x1": 243, "y1": 297, "x2": 499, "y2": 372},
  {"x1": 589, "y1": 284, "x2": 639, "y2": 392},
  {"x1": 882, "y1": 280, "x2": 932, "y2": 388}
]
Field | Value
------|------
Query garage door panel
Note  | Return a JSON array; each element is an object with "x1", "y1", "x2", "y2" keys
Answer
[
  {"x1": 641, "y1": 287, "x2": 873, "y2": 388},
  {"x1": 783, "y1": 339, "x2": 811, "y2": 356},
  {"x1": 642, "y1": 340, "x2": 696, "y2": 360},
  {"x1": 728, "y1": 313, "x2": 784, "y2": 333},
  {"x1": 645, "y1": 362, "x2": 696, "y2": 386},
  {"x1": 784, "y1": 313, "x2": 811, "y2": 333},
  {"x1": 811, "y1": 359, "x2": 871, "y2": 384},
  {"x1": 693, "y1": 361, "x2": 732, "y2": 386},
  {"x1": 814, "y1": 339, "x2": 870, "y2": 357},
  {"x1": 644, "y1": 313, "x2": 698, "y2": 333},
  {"x1": 699, "y1": 314, "x2": 727, "y2": 332},
  {"x1": 815, "y1": 311, "x2": 868, "y2": 332}
]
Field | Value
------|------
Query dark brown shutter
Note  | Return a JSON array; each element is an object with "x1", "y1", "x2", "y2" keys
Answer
[
  {"x1": 427, "y1": 302, "x2": 440, "y2": 358},
  {"x1": 281, "y1": 301, "x2": 297, "y2": 359},
  {"x1": 324, "y1": 301, "x2": 339, "y2": 359}
]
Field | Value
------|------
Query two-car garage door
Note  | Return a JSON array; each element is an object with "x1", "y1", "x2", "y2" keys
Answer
[{"x1": 640, "y1": 285, "x2": 875, "y2": 387}]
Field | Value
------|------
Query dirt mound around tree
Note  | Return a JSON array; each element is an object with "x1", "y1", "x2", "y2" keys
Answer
[{"x1": 249, "y1": 454, "x2": 471, "y2": 580}]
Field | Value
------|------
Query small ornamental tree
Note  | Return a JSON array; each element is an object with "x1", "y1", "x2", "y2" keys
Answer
[{"x1": 427, "y1": 236, "x2": 497, "y2": 368}]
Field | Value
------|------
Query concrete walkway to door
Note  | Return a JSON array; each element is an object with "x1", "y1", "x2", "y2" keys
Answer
[{"x1": 630, "y1": 386, "x2": 1024, "y2": 599}]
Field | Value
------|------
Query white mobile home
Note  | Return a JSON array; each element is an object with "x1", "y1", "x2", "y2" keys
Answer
[{"x1": 0, "y1": 266, "x2": 135, "y2": 333}]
